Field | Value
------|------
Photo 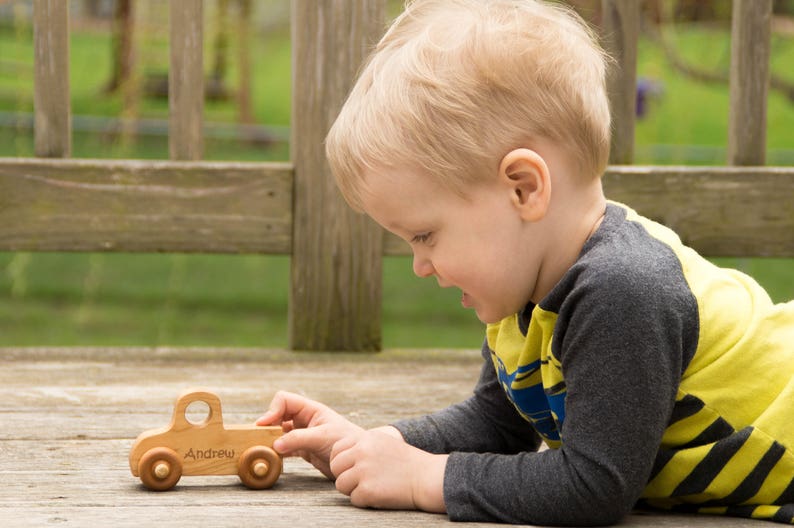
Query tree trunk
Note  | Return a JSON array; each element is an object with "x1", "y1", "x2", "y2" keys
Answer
[{"x1": 104, "y1": 0, "x2": 134, "y2": 94}]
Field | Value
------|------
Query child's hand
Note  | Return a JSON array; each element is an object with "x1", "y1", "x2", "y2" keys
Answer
[
  {"x1": 256, "y1": 391, "x2": 364, "y2": 479},
  {"x1": 329, "y1": 429, "x2": 448, "y2": 513}
]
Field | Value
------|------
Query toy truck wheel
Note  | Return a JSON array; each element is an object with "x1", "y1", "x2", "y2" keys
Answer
[
  {"x1": 238, "y1": 446, "x2": 281, "y2": 489},
  {"x1": 138, "y1": 447, "x2": 182, "y2": 491}
]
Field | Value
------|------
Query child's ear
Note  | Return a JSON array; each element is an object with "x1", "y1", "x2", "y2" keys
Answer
[{"x1": 498, "y1": 148, "x2": 551, "y2": 222}]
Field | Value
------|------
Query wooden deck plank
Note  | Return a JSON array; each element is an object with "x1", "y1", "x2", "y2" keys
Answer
[{"x1": 0, "y1": 348, "x2": 768, "y2": 527}]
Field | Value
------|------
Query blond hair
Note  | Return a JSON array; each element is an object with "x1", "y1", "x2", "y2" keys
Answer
[{"x1": 326, "y1": 0, "x2": 611, "y2": 211}]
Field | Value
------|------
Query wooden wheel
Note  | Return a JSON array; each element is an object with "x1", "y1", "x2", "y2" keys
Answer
[
  {"x1": 238, "y1": 446, "x2": 281, "y2": 489},
  {"x1": 138, "y1": 447, "x2": 182, "y2": 491}
]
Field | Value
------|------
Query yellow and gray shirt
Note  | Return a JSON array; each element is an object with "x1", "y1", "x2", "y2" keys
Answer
[{"x1": 394, "y1": 202, "x2": 794, "y2": 525}]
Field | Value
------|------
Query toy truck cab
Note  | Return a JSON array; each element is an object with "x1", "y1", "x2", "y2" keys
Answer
[{"x1": 129, "y1": 389, "x2": 283, "y2": 491}]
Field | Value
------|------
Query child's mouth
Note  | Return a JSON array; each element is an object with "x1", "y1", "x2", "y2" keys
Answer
[{"x1": 461, "y1": 292, "x2": 473, "y2": 308}]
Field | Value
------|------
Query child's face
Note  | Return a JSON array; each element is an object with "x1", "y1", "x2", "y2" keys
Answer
[{"x1": 360, "y1": 167, "x2": 542, "y2": 324}]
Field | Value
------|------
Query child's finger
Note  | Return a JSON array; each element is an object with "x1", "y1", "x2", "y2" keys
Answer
[
  {"x1": 255, "y1": 392, "x2": 289, "y2": 425},
  {"x1": 329, "y1": 435, "x2": 358, "y2": 478},
  {"x1": 256, "y1": 390, "x2": 316, "y2": 426},
  {"x1": 329, "y1": 434, "x2": 355, "y2": 461},
  {"x1": 333, "y1": 463, "x2": 358, "y2": 497},
  {"x1": 255, "y1": 409, "x2": 279, "y2": 426},
  {"x1": 273, "y1": 425, "x2": 330, "y2": 455}
]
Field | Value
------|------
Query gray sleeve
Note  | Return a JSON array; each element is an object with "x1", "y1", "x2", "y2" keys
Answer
[
  {"x1": 440, "y1": 267, "x2": 692, "y2": 525},
  {"x1": 393, "y1": 340, "x2": 542, "y2": 455}
]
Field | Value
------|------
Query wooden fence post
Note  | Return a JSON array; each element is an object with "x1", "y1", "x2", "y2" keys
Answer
[
  {"x1": 728, "y1": 0, "x2": 772, "y2": 166},
  {"x1": 33, "y1": 0, "x2": 71, "y2": 158},
  {"x1": 290, "y1": 0, "x2": 386, "y2": 351},
  {"x1": 169, "y1": 0, "x2": 204, "y2": 161},
  {"x1": 601, "y1": 0, "x2": 639, "y2": 165}
]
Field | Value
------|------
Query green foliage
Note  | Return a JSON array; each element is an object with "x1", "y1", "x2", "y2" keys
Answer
[
  {"x1": 634, "y1": 23, "x2": 794, "y2": 163},
  {"x1": 0, "y1": 20, "x2": 291, "y2": 160}
]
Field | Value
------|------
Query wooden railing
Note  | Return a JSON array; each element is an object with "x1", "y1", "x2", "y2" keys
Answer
[{"x1": 1, "y1": 0, "x2": 792, "y2": 351}]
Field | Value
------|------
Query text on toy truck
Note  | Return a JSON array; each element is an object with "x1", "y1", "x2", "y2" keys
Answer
[{"x1": 183, "y1": 447, "x2": 235, "y2": 460}]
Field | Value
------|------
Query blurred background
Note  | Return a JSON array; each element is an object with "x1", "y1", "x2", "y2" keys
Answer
[{"x1": 0, "y1": 0, "x2": 793, "y2": 348}]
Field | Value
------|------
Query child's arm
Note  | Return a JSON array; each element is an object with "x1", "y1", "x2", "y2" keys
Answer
[
  {"x1": 393, "y1": 341, "x2": 543, "y2": 455},
  {"x1": 434, "y1": 271, "x2": 687, "y2": 525},
  {"x1": 438, "y1": 333, "x2": 679, "y2": 525}
]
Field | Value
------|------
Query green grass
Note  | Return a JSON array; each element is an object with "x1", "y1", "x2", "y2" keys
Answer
[
  {"x1": 0, "y1": 16, "x2": 792, "y2": 348},
  {"x1": 0, "y1": 253, "x2": 483, "y2": 347},
  {"x1": 0, "y1": 253, "x2": 290, "y2": 346}
]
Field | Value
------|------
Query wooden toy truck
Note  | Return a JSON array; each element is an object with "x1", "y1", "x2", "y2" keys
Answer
[{"x1": 129, "y1": 389, "x2": 283, "y2": 491}]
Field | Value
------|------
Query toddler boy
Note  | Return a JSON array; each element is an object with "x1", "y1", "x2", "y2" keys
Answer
[{"x1": 258, "y1": 0, "x2": 794, "y2": 524}]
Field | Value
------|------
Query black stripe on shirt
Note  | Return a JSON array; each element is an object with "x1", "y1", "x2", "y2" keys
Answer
[
  {"x1": 772, "y1": 503, "x2": 794, "y2": 523},
  {"x1": 647, "y1": 449, "x2": 676, "y2": 483},
  {"x1": 671, "y1": 427, "x2": 753, "y2": 497},
  {"x1": 679, "y1": 416, "x2": 736, "y2": 450},
  {"x1": 668, "y1": 394, "x2": 705, "y2": 425},
  {"x1": 686, "y1": 440, "x2": 786, "y2": 508},
  {"x1": 725, "y1": 504, "x2": 764, "y2": 519}
]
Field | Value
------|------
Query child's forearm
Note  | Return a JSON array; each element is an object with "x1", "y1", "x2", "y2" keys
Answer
[
  {"x1": 393, "y1": 347, "x2": 542, "y2": 455},
  {"x1": 413, "y1": 453, "x2": 448, "y2": 513}
]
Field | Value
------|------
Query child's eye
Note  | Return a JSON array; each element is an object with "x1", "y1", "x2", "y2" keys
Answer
[{"x1": 411, "y1": 232, "x2": 432, "y2": 244}]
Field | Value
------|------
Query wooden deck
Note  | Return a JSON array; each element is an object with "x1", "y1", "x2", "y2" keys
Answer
[{"x1": 0, "y1": 347, "x2": 764, "y2": 527}]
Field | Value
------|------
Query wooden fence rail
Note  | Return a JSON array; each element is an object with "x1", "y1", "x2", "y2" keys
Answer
[
  {"x1": 0, "y1": 158, "x2": 293, "y2": 254},
  {"x1": 6, "y1": 0, "x2": 791, "y2": 351},
  {"x1": 2, "y1": 160, "x2": 793, "y2": 258}
]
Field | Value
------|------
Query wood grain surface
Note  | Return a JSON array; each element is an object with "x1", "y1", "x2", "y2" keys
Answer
[{"x1": 0, "y1": 348, "x2": 770, "y2": 527}]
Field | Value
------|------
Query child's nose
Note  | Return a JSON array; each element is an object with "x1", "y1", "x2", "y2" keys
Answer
[{"x1": 412, "y1": 253, "x2": 435, "y2": 278}]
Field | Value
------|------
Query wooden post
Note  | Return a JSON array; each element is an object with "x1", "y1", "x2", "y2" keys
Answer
[
  {"x1": 289, "y1": 0, "x2": 386, "y2": 351},
  {"x1": 33, "y1": 0, "x2": 71, "y2": 158},
  {"x1": 728, "y1": 0, "x2": 772, "y2": 166},
  {"x1": 236, "y1": 0, "x2": 254, "y2": 125},
  {"x1": 169, "y1": 0, "x2": 204, "y2": 161},
  {"x1": 601, "y1": 0, "x2": 639, "y2": 165}
]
